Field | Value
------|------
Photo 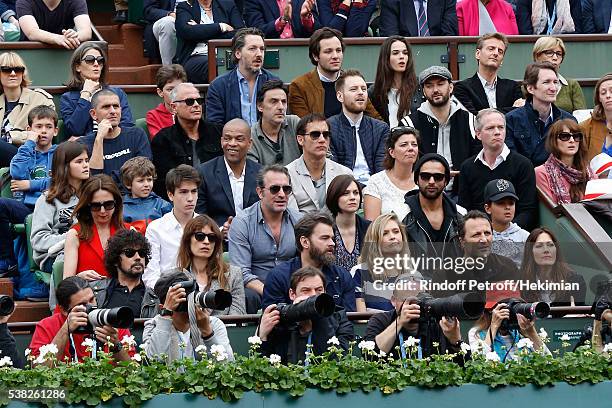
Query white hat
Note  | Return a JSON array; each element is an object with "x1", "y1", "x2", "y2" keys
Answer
[
  {"x1": 589, "y1": 153, "x2": 612, "y2": 177},
  {"x1": 583, "y1": 179, "x2": 612, "y2": 201}
]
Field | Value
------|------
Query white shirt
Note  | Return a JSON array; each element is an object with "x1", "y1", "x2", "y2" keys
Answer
[
  {"x1": 317, "y1": 67, "x2": 340, "y2": 83},
  {"x1": 224, "y1": 158, "x2": 246, "y2": 215},
  {"x1": 609, "y1": 15, "x2": 612, "y2": 33},
  {"x1": 177, "y1": 330, "x2": 195, "y2": 360},
  {"x1": 477, "y1": 71, "x2": 497, "y2": 108},
  {"x1": 387, "y1": 89, "x2": 400, "y2": 128},
  {"x1": 143, "y1": 210, "x2": 198, "y2": 288},
  {"x1": 192, "y1": 9, "x2": 215, "y2": 55},
  {"x1": 345, "y1": 114, "x2": 370, "y2": 184},
  {"x1": 363, "y1": 170, "x2": 417, "y2": 220},
  {"x1": 474, "y1": 144, "x2": 511, "y2": 170}
]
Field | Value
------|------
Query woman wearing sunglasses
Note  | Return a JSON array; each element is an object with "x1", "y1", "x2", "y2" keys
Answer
[
  {"x1": 0, "y1": 51, "x2": 55, "y2": 167},
  {"x1": 60, "y1": 42, "x2": 134, "y2": 138},
  {"x1": 172, "y1": 215, "x2": 245, "y2": 315},
  {"x1": 63, "y1": 174, "x2": 126, "y2": 281},
  {"x1": 535, "y1": 119, "x2": 595, "y2": 205},
  {"x1": 363, "y1": 126, "x2": 419, "y2": 221}
]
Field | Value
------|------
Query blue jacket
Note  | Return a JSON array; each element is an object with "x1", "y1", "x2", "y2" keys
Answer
[
  {"x1": 9, "y1": 140, "x2": 56, "y2": 207},
  {"x1": 245, "y1": 0, "x2": 313, "y2": 38},
  {"x1": 505, "y1": 102, "x2": 576, "y2": 167},
  {"x1": 205, "y1": 68, "x2": 278, "y2": 124},
  {"x1": 195, "y1": 156, "x2": 261, "y2": 228},
  {"x1": 143, "y1": 0, "x2": 175, "y2": 22},
  {"x1": 380, "y1": 0, "x2": 458, "y2": 36},
  {"x1": 123, "y1": 193, "x2": 173, "y2": 229},
  {"x1": 328, "y1": 113, "x2": 389, "y2": 176},
  {"x1": 59, "y1": 87, "x2": 135, "y2": 137},
  {"x1": 306, "y1": 0, "x2": 377, "y2": 37},
  {"x1": 583, "y1": 0, "x2": 612, "y2": 33},
  {"x1": 262, "y1": 256, "x2": 356, "y2": 312}
]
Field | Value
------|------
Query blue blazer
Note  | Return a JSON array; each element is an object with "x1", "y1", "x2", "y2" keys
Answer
[
  {"x1": 583, "y1": 0, "x2": 611, "y2": 33},
  {"x1": 310, "y1": 0, "x2": 377, "y2": 37},
  {"x1": 205, "y1": 67, "x2": 278, "y2": 124},
  {"x1": 195, "y1": 156, "x2": 261, "y2": 227},
  {"x1": 244, "y1": 0, "x2": 312, "y2": 38},
  {"x1": 328, "y1": 113, "x2": 389, "y2": 176},
  {"x1": 379, "y1": 0, "x2": 458, "y2": 36}
]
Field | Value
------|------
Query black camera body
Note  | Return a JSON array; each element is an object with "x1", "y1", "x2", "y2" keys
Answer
[
  {"x1": 0, "y1": 295, "x2": 15, "y2": 317},
  {"x1": 416, "y1": 292, "x2": 485, "y2": 321},
  {"x1": 499, "y1": 298, "x2": 550, "y2": 331},
  {"x1": 174, "y1": 279, "x2": 198, "y2": 312},
  {"x1": 276, "y1": 293, "x2": 336, "y2": 324},
  {"x1": 73, "y1": 305, "x2": 135, "y2": 334}
]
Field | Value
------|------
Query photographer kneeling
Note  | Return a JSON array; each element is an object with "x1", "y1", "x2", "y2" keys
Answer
[
  {"x1": 591, "y1": 282, "x2": 611, "y2": 352},
  {"x1": 258, "y1": 266, "x2": 354, "y2": 364},
  {"x1": 142, "y1": 270, "x2": 234, "y2": 363},
  {"x1": 29, "y1": 277, "x2": 134, "y2": 364},
  {"x1": 468, "y1": 296, "x2": 551, "y2": 361}
]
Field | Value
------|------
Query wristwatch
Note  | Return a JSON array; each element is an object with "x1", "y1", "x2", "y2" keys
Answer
[{"x1": 160, "y1": 308, "x2": 174, "y2": 317}]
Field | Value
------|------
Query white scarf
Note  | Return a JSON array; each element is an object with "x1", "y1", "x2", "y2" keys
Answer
[{"x1": 531, "y1": 0, "x2": 575, "y2": 34}]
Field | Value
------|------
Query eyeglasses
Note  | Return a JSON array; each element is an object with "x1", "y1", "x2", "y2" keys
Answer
[
  {"x1": 419, "y1": 172, "x2": 446, "y2": 182},
  {"x1": 557, "y1": 131, "x2": 583, "y2": 142},
  {"x1": 390, "y1": 126, "x2": 418, "y2": 138},
  {"x1": 193, "y1": 232, "x2": 219, "y2": 243},
  {"x1": 0, "y1": 66, "x2": 25, "y2": 74},
  {"x1": 541, "y1": 50, "x2": 564, "y2": 58},
  {"x1": 90, "y1": 200, "x2": 116, "y2": 212},
  {"x1": 81, "y1": 55, "x2": 105, "y2": 65},
  {"x1": 122, "y1": 248, "x2": 147, "y2": 258},
  {"x1": 299, "y1": 131, "x2": 331, "y2": 140},
  {"x1": 174, "y1": 97, "x2": 204, "y2": 106},
  {"x1": 265, "y1": 185, "x2": 292, "y2": 195}
]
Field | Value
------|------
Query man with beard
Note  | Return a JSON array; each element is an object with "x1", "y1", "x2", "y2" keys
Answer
[
  {"x1": 91, "y1": 229, "x2": 159, "y2": 318},
  {"x1": 287, "y1": 113, "x2": 352, "y2": 213},
  {"x1": 328, "y1": 70, "x2": 389, "y2": 186},
  {"x1": 402, "y1": 153, "x2": 465, "y2": 280},
  {"x1": 206, "y1": 28, "x2": 279, "y2": 126},
  {"x1": 261, "y1": 211, "x2": 356, "y2": 311},
  {"x1": 400, "y1": 66, "x2": 481, "y2": 197}
]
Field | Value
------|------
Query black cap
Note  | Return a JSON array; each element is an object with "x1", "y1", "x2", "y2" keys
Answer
[
  {"x1": 413, "y1": 153, "x2": 451, "y2": 184},
  {"x1": 154, "y1": 270, "x2": 190, "y2": 303},
  {"x1": 483, "y1": 179, "x2": 519, "y2": 203}
]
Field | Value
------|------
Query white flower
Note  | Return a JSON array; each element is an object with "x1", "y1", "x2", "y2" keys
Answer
[
  {"x1": 327, "y1": 336, "x2": 340, "y2": 346},
  {"x1": 560, "y1": 334, "x2": 571, "y2": 342},
  {"x1": 24, "y1": 348, "x2": 31, "y2": 357},
  {"x1": 517, "y1": 338, "x2": 534, "y2": 349},
  {"x1": 247, "y1": 336, "x2": 262, "y2": 346},
  {"x1": 403, "y1": 336, "x2": 420, "y2": 348},
  {"x1": 131, "y1": 353, "x2": 142, "y2": 362},
  {"x1": 378, "y1": 350, "x2": 387, "y2": 358},
  {"x1": 460, "y1": 342, "x2": 471, "y2": 355},
  {"x1": 485, "y1": 351, "x2": 501, "y2": 362},
  {"x1": 538, "y1": 328, "x2": 548, "y2": 340},
  {"x1": 357, "y1": 340, "x2": 375, "y2": 351},
  {"x1": 603, "y1": 343, "x2": 612, "y2": 353},
  {"x1": 39, "y1": 343, "x2": 58, "y2": 357},
  {"x1": 139, "y1": 344, "x2": 147, "y2": 350},
  {"x1": 121, "y1": 335, "x2": 136, "y2": 348},
  {"x1": 195, "y1": 345, "x2": 207, "y2": 355},
  {"x1": 81, "y1": 338, "x2": 96, "y2": 349},
  {"x1": 0, "y1": 356, "x2": 13, "y2": 367},
  {"x1": 210, "y1": 344, "x2": 228, "y2": 362},
  {"x1": 268, "y1": 354, "x2": 282, "y2": 365}
]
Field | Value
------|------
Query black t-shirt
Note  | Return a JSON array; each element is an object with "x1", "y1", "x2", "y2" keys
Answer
[
  {"x1": 104, "y1": 279, "x2": 146, "y2": 319},
  {"x1": 16, "y1": 0, "x2": 88, "y2": 40},
  {"x1": 322, "y1": 80, "x2": 341, "y2": 118}
]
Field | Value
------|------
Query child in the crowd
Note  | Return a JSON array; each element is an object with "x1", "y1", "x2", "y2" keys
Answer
[
  {"x1": 145, "y1": 64, "x2": 187, "y2": 140},
  {"x1": 121, "y1": 156, "x2": 172, "y2": 234},
  {"x1": 0, "y1": 105, "x2": 57, "y2": 279},
  {"x1": 483, "y1": 179, "x2": 530, "y2": 268}
]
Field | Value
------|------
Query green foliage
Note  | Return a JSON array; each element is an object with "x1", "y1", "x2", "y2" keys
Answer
[{"x1": 0, "y1": 343, "x2": 610, "y2": 407}]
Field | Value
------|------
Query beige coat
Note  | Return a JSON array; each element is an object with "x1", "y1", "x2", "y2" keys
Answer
[{"x1": 0, "y1": 87, "x2": 55, "y2": 145}]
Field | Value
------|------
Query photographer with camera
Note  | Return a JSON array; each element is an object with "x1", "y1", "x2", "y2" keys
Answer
[
  {"x1": 0, "y1": 296, "x2": 23, "y2": 368},
  {"x1": 29, "y1": 276, "x2": 134, "y2": 364},
  {"x1": 258, "y1": 266, "x2": 354, "y2": 364},
  {"x1": 591, "y1": 281, "x2": 611, "y2": 353},
  {"x1": 142, "y1": 270, "x2": 234, "y2": 363},
  {"x1": 364, "y1": 274, "x2": 476, "y2": 361},
  {"x1": 468, "y1": 294, "x2": 550, "y2": 361}
]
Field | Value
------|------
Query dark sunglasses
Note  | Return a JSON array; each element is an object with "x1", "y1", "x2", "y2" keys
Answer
[
  {"x1": 419, "y1": 172, "x2": 446, "y2": 182},
  {"x1": 174, "y1": 97, "x2": 204, "y2": 106},
  {"x1": 90, "y1": 200, "x2": 116, "y2": 212},
  {"x1": 266, "y1": 184, "x2": 292, "y2": 195},
  {"x1": 81, "y1": 55, "x2": 105, "y2": 65},
  {"x1": 300, "y1": 130, "x2": 331, "y2": 140},
  {"x1": 557, "y1": 131, "x2": 583, "y2": 142},
  {"x1": 193, "y1": 232, "x2": 219, "y2": 243},
  {"x1": 122, "y1": 248, "x2": 147, "y2": 258},
  {"x1": 390, "y1": 125, "x2": 418, "y2": 138},
  {"x1": 0, "y1": 66, "x2": 25, "y2": 74}
]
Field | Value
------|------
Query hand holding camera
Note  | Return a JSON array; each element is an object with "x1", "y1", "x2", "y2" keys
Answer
[
  {"x1": 397, "y1": 302, "x2": 420, "y2": 327},
  {"x1": 163, "y1": 284, "x2": 187, "y2": 313},
  {"x1": 439, "y1": 316, "x2": 461, "y2": 344},
  {"x1": 94, "y1": 325, "x2": 120, "y2": 346},
  {"x1": 491, "y1": 303, "x2": 510, "y2": 333},
  {"x1": 195, "y1": 306, "x2": 213, "y2": 338},
  {"x1": 67, "y1": 304, "x2": 89, "y2": 332},
  {"x1": 259, "y1": 304, "x2": 281, "y2": 341}
]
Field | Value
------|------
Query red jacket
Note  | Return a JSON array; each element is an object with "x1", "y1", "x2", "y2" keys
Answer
[{"x1": 146, "y1": 103, "x2": 174, "y2": 140}]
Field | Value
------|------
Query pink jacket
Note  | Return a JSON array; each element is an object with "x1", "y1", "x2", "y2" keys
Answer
[{"x1": 457, "y1": 0, "x2": 519, "y2": 36}]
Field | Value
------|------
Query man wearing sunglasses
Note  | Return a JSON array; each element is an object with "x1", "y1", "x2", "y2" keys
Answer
[
  {"x1": 90, "y1": 230, "x2": 159, "y2": 319},
  {"x1": 152, "y1": 83, "x2": 223, "y2": 200},
  {"x1": 287, "y1": 113, "x2": 352, "y2": 213},
  {"x1": 403, "y1": 153, "x2": 465, "y2": 280}
]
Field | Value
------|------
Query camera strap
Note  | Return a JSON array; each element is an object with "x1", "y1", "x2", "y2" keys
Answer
[
  {"x1": 304, "y1": 333, "x2": 313, "y2": 367},
  {"x1": 398, "y1": 332, "x2": 422, "y2": 360}
]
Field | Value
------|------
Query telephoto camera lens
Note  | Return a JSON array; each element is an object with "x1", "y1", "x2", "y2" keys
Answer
[
  {"x1": 511, "y1": 301, "x2": 550, "y2": 320},
  {"x1": 418, "y1": 292, "x2": 485, "y2": 320},
  {"x1": 0, "y1": 295, "x2": 15, "y2": 317},
  {"x1": 277, "y1": 293, "x2": 336, "y2": 324},
  {"x1": 194, "y1": 289, "x2": 233, "y2": 310},
  {"x1": 75, "y1": 305, "x2": 135, "y2": 333}
]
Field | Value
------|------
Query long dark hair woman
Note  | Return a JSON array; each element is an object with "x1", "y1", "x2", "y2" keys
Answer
[
  {"x1": 60, "y1": 42, "x2": 134, "y2": 138},
  {"x1": 175, "y1": 215, "x2": 245, "y2": 315},
  {"x1": 63, "y1": 174, "x2": 126, "y2": 281},
  {"x1": 520, "y1": 227, "x2": 585, "y2": 306},
  {"x1": 369, "y1": 36, "x2": 421, "y2": 128}
]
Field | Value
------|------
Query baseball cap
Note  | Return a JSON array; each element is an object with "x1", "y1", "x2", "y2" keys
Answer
[
  {"x1": 418, "y1": 66, "x2": 452, "y2": 85},
  {"x1": 590, "y1": 153, "x2": 612, "y2": 177},
  {"x1": 483, "y1": 179, "x2": 519, "y2": 203}
]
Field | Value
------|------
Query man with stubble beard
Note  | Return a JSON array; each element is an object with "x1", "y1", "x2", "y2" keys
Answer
[
  {"x1": 91, "y1": 229, "x2": 159, "y2": 318},
  {"x1": 262, "y1": 211, "x2": 356, "y2": 312}
]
